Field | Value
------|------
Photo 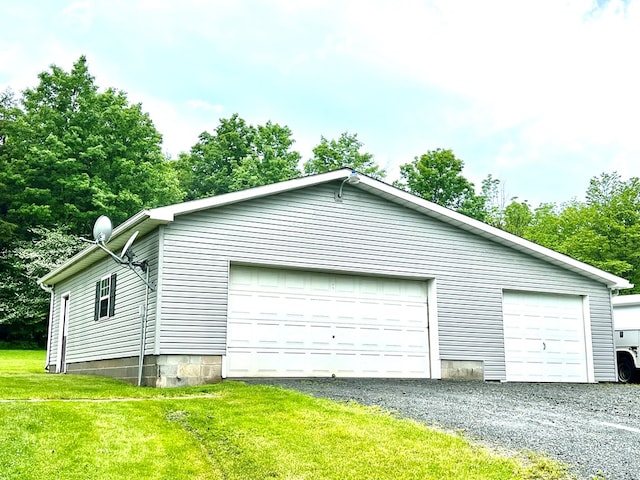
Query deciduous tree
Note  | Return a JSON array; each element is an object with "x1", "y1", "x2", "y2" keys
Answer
[
  {"x1": 0, "y1": 226, "x2": 83, "y2": 346},
  {"x1": 522, "y1": 172, "x2": 640, "y2": 292},
  {"x1": 0, "y1": 89, "x2": 20, "y2": 247},
  {"x1": 176, "y1": 115, "x2": 302, "y2": 200},
  {"x1": 303, "y1": 132, "x2": 385, "y2": 179},
  {"x1": 394, "y1": 148, "x2": 485, "y2": 220},
  {"x1": 0, "y1": 57, "x2": 183, "y2": 345},
  {"x1": 0, "y1": 56, "x2": 183, "y2": 240},
  {"x1": 503, "y1": 199, "x2": 533, "y2": 237}
]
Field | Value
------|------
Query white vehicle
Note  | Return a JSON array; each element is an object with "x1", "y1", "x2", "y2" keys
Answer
[{"x1": 612, "y1": 294, "x2": 640, "y2": 383}]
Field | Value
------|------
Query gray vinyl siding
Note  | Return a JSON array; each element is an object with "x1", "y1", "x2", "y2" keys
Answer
[
  {"x1": 48, "y1": 231, "x2": 159, "y2": 365},
  {"x1": 160, "y1": 182, "x2": 616, "y2": 381}
]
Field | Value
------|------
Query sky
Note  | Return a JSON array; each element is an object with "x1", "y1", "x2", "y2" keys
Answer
[{"x1": 1, "y1": 0, "x2": 639, "y2": 207}]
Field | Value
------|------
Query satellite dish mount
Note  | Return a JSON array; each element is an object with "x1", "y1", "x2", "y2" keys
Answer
[
  {"x1": 81, "y1": 216, "x2": 153, "y2": 289},
  {"x1": 119, "y1": 231, "x2": 148, "y2": 273},
  {"x1": 82, "y1": 215, "x2": 154, "y2": 387}
]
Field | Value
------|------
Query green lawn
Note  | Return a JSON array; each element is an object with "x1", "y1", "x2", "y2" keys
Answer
[{"x1": 0, "y1": 350, "x2": 574, "y2": 479}]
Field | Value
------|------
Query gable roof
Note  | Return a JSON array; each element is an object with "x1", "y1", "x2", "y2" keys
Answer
[{"x1": 39, "y1": 168, "x2": 633, "y2": 290}]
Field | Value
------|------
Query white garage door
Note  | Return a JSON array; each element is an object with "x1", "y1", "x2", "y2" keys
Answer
[
  {"x1": 503, "y1": 291, "x2": 588, "y2": 382},
  {"x1": 226, "y1": 266, "x2": 430, "y2": 378}
]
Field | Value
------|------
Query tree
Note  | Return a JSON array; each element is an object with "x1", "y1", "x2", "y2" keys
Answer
[
  {"x1": 502, "y1": 199, "x2": 533, "y2": 237},
  {"x1": 0, "y1": 226, "x2": 83, "y2": 346},
  {"x1": 178, "y1": 114, "x2": 255, "y2": 199},
  {"x1": 0, "y1": 89, "x2": 20, "y2": 247},
  {"x1": 394, "y1": 148, "x2": 485, "y2": 220},
  {"x1": 303, "y1": 132, "x2": 386, "y2": 179},
  {"x1": 480, "y1": 174, "x2": 506, "y2": 228},
  {"x1": 580, "y1": 172, "x2": 640, "y2": 283},
  {"x1": 228, "y1": 122, "x2": 302, "y2": 191},
  {"x1": 176, "y1": 115, "x2": 302, "y2": 200},
  {"x1": 522, "y1": 172, "x2": 640, "y2": 292},
  {"x1": 0, "y1": 56, "x2": 183, "y2": 240},
  {"x1": 0, "y1": 56, "x2": 184, "y2": 346},
  {"x1": 524, "y1": 203, "x2": 565, "y2": 252}
]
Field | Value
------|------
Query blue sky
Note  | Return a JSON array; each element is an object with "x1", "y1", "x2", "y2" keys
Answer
[{"x1": 1, "y1": 0, "x2": 638, "y2": 207}]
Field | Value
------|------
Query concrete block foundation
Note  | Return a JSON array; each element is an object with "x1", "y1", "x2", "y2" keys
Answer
[
  {"x1": 56, "y1": 354, "x2": 223, "y2": 387},
  {"x1": 156, "y1": 354, "x2": 223, "y2": 387},
  {"x1": 441, "y1": 359, "x2": 484, "y2": 380}
]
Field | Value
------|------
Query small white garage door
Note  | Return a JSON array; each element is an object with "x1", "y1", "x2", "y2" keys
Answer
[
  {"x1": 503, "y1": 291, "x2": 588, "y2": 382},
  {"x1": 226, "y1": 266, "x2": 430, "y2": 378}
]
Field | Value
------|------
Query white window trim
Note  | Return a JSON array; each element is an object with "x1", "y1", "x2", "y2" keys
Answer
[{"x1": 98, "y1": 274, "x2": 111, "y2": 320}]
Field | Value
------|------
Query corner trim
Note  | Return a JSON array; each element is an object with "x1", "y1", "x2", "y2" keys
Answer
[
  {"x1": 583, "y1": 295, "x2": 596, "y2": 383},
  {"x1": 428, "y1": 279, "x2": 441, "y2": 379}
]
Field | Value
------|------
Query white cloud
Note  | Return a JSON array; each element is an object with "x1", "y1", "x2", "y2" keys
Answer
[
  {"x1": 3, "y1": 0, "x2": 640, "y2": 205},
  {"x1": 324, "y1": 0, "x2": 640, "y2": 199},
  {"x1": 185, "y1": 100, "x2": 224, "y2": 114},
  {"x1": 56, "y1": 1, "x2": 93, "y2": 32},
  {"x1": 334, "y1": 5, "x2": 631, "y2": 114},
  {"x1": 130, "y1": 93, "x2": 228, "y2": 156}
]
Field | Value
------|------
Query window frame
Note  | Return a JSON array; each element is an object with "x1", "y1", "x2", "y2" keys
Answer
[{"x1": 94, "y1": 273, "x2": 117, "y2": 321}]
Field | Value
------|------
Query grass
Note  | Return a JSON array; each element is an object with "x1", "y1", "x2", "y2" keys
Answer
[
  {"x1": 0, "y1": 350, "x2": 575, "y2": 479},
  {"x1": 0, "y1": 349, "x2": 46, "y2": 373}
]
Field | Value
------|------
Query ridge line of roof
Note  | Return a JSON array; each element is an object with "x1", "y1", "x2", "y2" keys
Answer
[{"x1": 148, "y1": 169, "x2": 351, "y2": 219}]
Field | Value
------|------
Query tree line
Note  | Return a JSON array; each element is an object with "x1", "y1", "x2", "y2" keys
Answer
[{"x1": 1, "y1": 56, "x2": 638, "y2": 346}]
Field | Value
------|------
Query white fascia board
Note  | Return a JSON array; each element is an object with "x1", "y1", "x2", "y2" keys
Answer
[
  {"x1": 147, "y1": 170, "x2": 353, "y2": 219},
  {"x1": 148, "y1": 209, "x2": 175, "y2": 222},
  {"x1": 357, "y1": 176, "x2": 633, "y2": 291},
  {"x1": 38, "y1": 210, "x2": 169, "y2": 286}
]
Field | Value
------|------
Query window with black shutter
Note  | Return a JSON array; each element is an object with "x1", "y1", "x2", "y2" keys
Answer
[{"x1": 94, "y1": 273, "x2": 117, "y2": 320}]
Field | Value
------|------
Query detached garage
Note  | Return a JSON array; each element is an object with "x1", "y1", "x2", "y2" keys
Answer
[{"x1": 39, "y1": 169, "x2": 632, "y2": 386}]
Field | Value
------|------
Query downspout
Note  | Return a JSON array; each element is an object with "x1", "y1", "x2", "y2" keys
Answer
[
  {"x1": 39, "y1": 283, "x2": 55, "y2": 371},
  {"x1": 137, "y1": 266, "x2": 151, "y2": 387}
]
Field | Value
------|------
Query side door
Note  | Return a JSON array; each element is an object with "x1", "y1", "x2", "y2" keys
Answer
[{"x1": 56, "y1": 293, "x2": 70, "y2": 373}]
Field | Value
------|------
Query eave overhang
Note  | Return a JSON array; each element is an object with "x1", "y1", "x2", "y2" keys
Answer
[{"x1": 38, "y1": 168, "x2": 633, "y2": 291}]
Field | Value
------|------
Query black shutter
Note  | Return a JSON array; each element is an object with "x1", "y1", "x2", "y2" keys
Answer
[
  {"x1": 94, "y1": 281, "x2": 100, "y2": 321},
  {"x1": 109, "y1": 273, "x2": 117, "y2": 317}
]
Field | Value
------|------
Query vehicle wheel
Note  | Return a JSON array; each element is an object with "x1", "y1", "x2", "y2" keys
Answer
[{"x1": 618, "y1": 356, "x2": 636, "y2": 383}]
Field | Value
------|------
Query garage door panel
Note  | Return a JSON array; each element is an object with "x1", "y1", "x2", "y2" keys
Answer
[
  {"x1": 231, "y1": 296, "x2": 425, "y2": 328},
  {"x1": 507, "y1": 361, "x2": 544, "y2": 382},
  {"x1": 226, "y1": 321, "x2": 253, "y2": 346},
  {"x1": 309, "y1": 325, "x2": 331, "y2": 348},
  {"x1": 281, "y1": 323, "x2": 306, "y2": 347},
  {"x1": 227, "y1": 266, "x2": 429, "y2": 378},
  {"x1": 334, "y1": 276, "x2": 357, "y2": 294},
  {"x1": 283, "y1": 271, "x2": 306, "y2": 290},
  {"x1": 227, "y1": 348, "x2": 430, "y2": 378},
  {"x1": 503, "y1": 291, "x2": 587, "y2": 382},
  {"x1": 257, "y1": 270, "x2": 280, "y2": 288}
]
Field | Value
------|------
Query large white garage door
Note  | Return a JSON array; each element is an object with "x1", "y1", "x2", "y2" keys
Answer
[
  {"x1": 503, "y1": 291, "x2": 588, "y2": 382},
  {"x1": 226, "y1": 266, "x2": 430, "y2": 378}
]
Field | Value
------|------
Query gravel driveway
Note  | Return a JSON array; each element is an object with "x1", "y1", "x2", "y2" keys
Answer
[{"x1": 247, "y1": 379, "x2": 640, "y2": 479}]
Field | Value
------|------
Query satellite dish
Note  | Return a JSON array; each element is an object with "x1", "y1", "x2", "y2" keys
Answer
[
  {"x1": 120, "y1": 231, "x2": 139, "y2": 261},
  {"x1": 93, "y1": 216, "x2": 113, "y2": 244}
]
